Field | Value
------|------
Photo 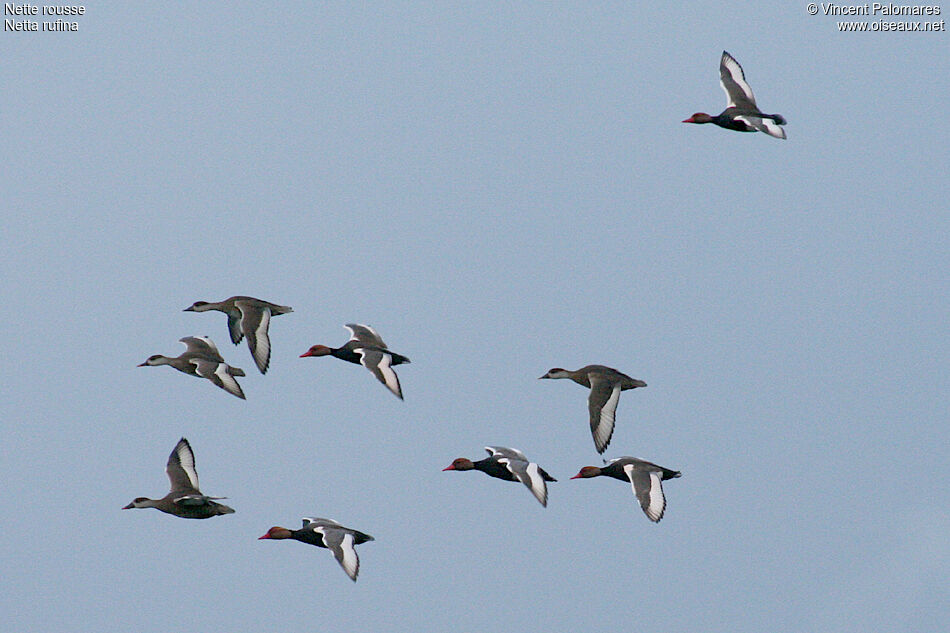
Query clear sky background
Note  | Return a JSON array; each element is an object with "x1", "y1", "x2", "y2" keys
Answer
[{"x1": 2, "y1": 2, "x2": 947, "y2": 631}]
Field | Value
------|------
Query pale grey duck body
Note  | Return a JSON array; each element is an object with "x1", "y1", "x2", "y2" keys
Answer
[
  {"x1": 184, "y1": 296, "x2": 293, "y2": 374},
  {"x1": 259, "y1": 517, "x2": 374, "y2": 581},
  {"x1": 572, "y1": 457, "x2": 680, "y2": 523},
  {"x1": 300, "y1": 324, "x2": 410, "y2": 399},
  {"x1": 123, "y1": 438, "x2": 235, "y2": 519},
  {"x1": 539, "y1": 365, "x2": 646, "y2": 453},
  {"x1": 443, "y1": 446, "x2": 557, "y2": 507},
  {"x1": 138, "y1": 336, "x2": 246, "y2": 399}
]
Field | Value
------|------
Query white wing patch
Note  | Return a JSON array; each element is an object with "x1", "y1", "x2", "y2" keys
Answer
[
  {"x1": 594, "y1": 384, "x2": 621, "y2": 451},
  {"x1": 734, "y1": 115, "x2": 758, "y2": 131},
  {"x1": 720, "y1": 52, "x2": 755, "y2": 106},
  {"x1": 189, "y1": 358, "x2": 212, "y2": 380},
  {"x1": 645, "y1": 471, "x2": 666, "y2": 522},
  {"x1": 733, "y1": 115, "x2": 786, "y2": 139},
  {"x1": 215, "y1": 364, "x2": 245, "y2": 399},
  {"x1": 195, "y1": 336, "x2": 221, "y2": 355},
  {"x1": 485, "y1": 446, "x2": 528, "y2": 461},
  {"x1": 759, "y1": 118, "x2": 787, "y2": 139},
  {"x1": 175, "y1": 441, "x2": 200, "y2": 489},
  {"x1": 172, "y1": 493, "x2": 207, "y2": 505},
  {"x1": 523, "y1": 462, "x2": 548, "y2": 507},
  {"x1": 251, "y1": 307, "x2": 272, "y2": 372},
  {"x1": 376, "y1": 353, "x2": 402, "y2": 398},
  {"x1": 337, "y1": 533, "x2": 360, "y2": 581},
  {"x1": 303, "y1": 517, "x2": 340, "y2": 527},
  {"x1": 623, "y1": 463, "x2": 638, "y2": 495},
  {"x1": 346, "y1": 323, "x2": 386, "y2": 348},
  {"x1": 624, "y1": 464, "x2": 666, "y2": 522}
]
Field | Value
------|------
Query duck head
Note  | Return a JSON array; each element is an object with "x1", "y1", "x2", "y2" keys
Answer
[
  {"x1": 539, "y1": 368, "x2": 570, "y2": 379},
  {"x1": 442, "y1": 458, "x2": 475, "y2": 471},
  {"x1": 682, "y1": 113, "x2": 714, "y2": 124},
  {"x1": 570, "y1": 466, "x2": 603, "y2": 479},
  {"x1": 183, "y1": 301, "x2": 212, "y2": 312},
  {"x1": 137, "y1": 355, "x2": 166, "y2": 367},
  {"x1": 300, "y1": 345, "x2": 333, "y2": 358},
  {"x1": 258, "y1": 526, "x2": 293, "y2": 540}
]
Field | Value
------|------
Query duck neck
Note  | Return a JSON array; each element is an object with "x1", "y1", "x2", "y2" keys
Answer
[{"x1": 195, "y1": 302, "x2": 228, "y2": 312}]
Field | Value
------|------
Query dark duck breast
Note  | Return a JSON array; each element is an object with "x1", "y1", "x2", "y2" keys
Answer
[
  {"x1": 443, "y1": 446, "x2": 557, "y2": 507},
  {"x1": 300, "y1": 323, "x2": 410, "y2": 399},
  {"x1": 259, "y1": 517, "x2": 374, "y2": 581},
  {"x1": 683, "y1": 51, "x2": 787, "y2": 139},
  {"x1": 572, "y1": 457, "x2": 680, "y2": 523}
]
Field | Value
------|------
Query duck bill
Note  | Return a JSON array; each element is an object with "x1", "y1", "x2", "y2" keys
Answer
[
  {"x1": 299, "y1": 350, "x2": 314, "y2": 358},
  {"x1": 257, "y1": 533, "x2": 273, "y2": 540},
  {"x1": 136, "y1": 361, "x2": 148, "y2": 367},
  {"x1": 442, "y1": 465, "x2": 456, "y2": 471},
  {"x1": 122, "y1": 503, "x2": 134, "y2": 509},
  {"x1": 569, "y1": 473, "x2": 584, "y2": 479},
  {"x1": 682, "y1": 117, "x2": 696, "y2": 123}
]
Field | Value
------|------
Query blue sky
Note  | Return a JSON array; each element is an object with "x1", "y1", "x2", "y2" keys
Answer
[{"x1": 2, "y1": 2, "x2": 947, "y2": 632}]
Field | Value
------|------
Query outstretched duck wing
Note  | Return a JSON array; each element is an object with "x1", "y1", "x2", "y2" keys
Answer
[
  {"x1": 235, "y1": 300, "x2": 272, "y2": 374},
  {"x1": 166, "y1": 437, "x2": 200, "y2": 493},
  {"x1": 719, "y1": 51, "x2": 757, "y2": 110},
  {"x1": 587, "y1": 375, "x2": 621, "y2": 454},
  {"x1": 344, "y1": 323, "x2": 388, "y2": 348}
]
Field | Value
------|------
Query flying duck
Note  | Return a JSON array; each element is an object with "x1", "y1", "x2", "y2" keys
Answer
[
  {"x1": 683, "y1": 51, "x2": 787, "y2": 139},
  {"x1": 122, "y1": 438, "x2": 235, "y2": 519},
  {"x1": 184, "y1": 296, "x2": 293, "y2": 374},
  {"x1": 259, "y1": 517, "x2": 375, "y2": 582},
  {"x1": 539, "y1": 365, "x2": 646, "y2": 454},
  {"x1": 443, "y1": 446, "x2": 557, "y2": 507},
  {"x1": 572, "y1": 457, "x2": 681, "y2": 523},
  {"x1": 300, "y1": 324, "x2": 410, "y2": 399},
  {"x1": 138, "y1": 336, "x2": 246, "y2": 399}
]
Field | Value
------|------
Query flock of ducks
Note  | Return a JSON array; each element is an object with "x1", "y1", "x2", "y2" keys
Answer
[
  {"x1": 128, "y1": 294, "x2": 679, "y2": 581},
  {"x1": 126, "y1": 51, "x2": 786, "y2": 582}
]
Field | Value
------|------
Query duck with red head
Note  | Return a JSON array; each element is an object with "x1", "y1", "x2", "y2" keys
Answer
[
  {"x1": 571, "y1": 457, "x2": 681, "y2": 523},
  {"x1": 443, "y1": 457, "x2": 475, "y2": 471},
  {"x1": 258, "y1": 517, "x2": 374, "y2": 582},
  {"x1": 299, "y1": 344, "x2": 333, "y2": 358},
  {"x1": 682, "y1": 112, "x2": 717, "y2": 125},
  {"x1": 300, "y1": 324, "x2": 410, "y2": 399},
  {"x1": 258, "y1": 526, "x2": 294, "y2": 540},
  {"x1": 443, "y1": 446, "x2": 557, "y2": 507},
  {"x1": 683, "y1": 51, "x2": 787, "y2": 139}
]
